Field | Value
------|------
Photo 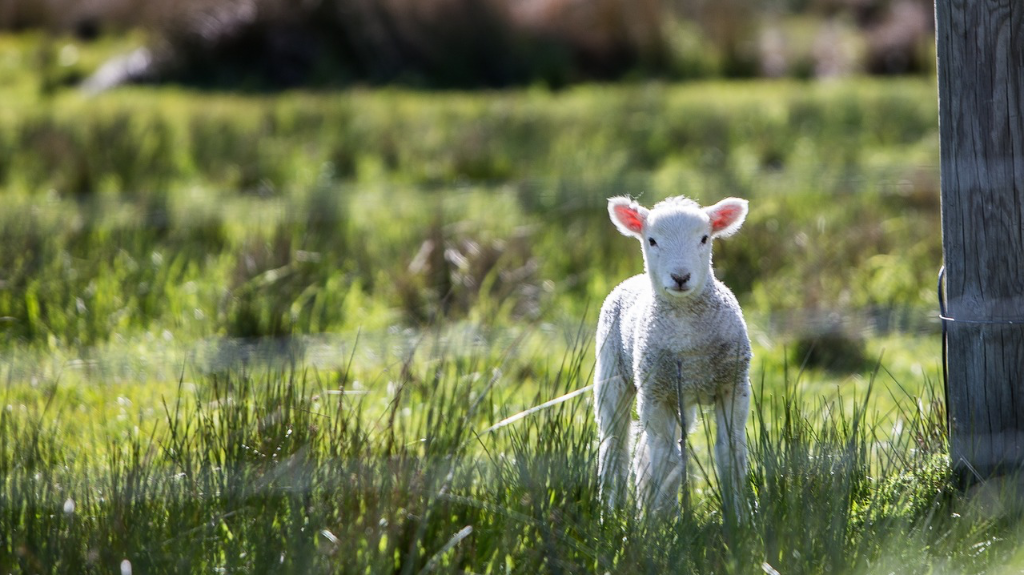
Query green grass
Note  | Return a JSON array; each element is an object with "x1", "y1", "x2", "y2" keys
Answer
[
  {"x1": 3, "y1": 338, "x2": 1019, "y2": 574},
  {"x1": 0, "y1": 32, "x2": 1001, "y2": 575},
  {"x1": 0, "y1": 78, "x2": 941, "y2": 349}
]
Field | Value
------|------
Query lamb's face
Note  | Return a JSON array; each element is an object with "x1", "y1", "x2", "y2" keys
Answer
[
  {"x1": 641, "y1": 205, "x2": 713, "y2": 299},
  {"x1": 608, "y1": 195, "x2": 748, "y2": 301}
]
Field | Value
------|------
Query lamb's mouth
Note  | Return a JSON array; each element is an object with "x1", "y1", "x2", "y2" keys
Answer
[{"x1": 663, "y1": 286, "x2": 693, "y2": 297}]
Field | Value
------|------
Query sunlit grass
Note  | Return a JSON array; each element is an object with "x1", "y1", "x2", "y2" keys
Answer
[{"x1": 3, "y1": 334, "x2": 1019, "y2": 574}]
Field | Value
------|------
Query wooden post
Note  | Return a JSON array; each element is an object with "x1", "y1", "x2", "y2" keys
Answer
[{"x1": 936, "y1": 0, "x2": 1024, "y2": 482}]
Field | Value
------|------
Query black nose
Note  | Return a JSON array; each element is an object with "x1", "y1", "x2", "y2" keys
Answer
[{"x1": 671, "y1": 273, "x2": 690, "y2": 288}]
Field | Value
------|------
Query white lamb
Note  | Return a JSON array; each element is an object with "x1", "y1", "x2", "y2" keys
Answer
[{"x1": 595, "y1": 195, "x2": 752, "y2": 516}]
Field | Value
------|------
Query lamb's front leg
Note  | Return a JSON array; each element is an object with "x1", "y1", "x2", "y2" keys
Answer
[
  {"x1": 633, "y1": 393, "x2": 682, "y2": 514},
  {"x1": 714, "y1": 381, "x2": 750, "y2": 518},
  {"x1": 595, "y1": 352, "x2": 636, "y2": 511}
]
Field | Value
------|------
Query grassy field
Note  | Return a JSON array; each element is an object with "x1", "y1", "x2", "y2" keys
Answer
[{"x1": 4, "y1": 33, "x2": 1020, "y2": 574}]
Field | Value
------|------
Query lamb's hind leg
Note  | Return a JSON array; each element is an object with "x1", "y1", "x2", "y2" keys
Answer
[
  {"x1": 595, "y1": 345, "x2": 635, "y2": 511},
  {"x1": 714, "y1": 381, "x2": 750, "y2": 518}
]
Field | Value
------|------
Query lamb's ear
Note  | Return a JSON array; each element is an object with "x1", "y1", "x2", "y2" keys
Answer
[
  {"x1": 705, "y1": 197, "x2": 748, "y2": 238},
  {"x1": 608, "y1": 196, "x2": 649, "y2": 238}
]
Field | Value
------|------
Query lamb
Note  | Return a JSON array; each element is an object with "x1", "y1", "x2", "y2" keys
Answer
[{"x1": 595, "y1": 195, "x2": 752, "y2": 517}]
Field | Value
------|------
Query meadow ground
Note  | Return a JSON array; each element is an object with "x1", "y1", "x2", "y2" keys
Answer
[{"x1": 2, "y1": 33, "x2": 1022, "y2": 574}]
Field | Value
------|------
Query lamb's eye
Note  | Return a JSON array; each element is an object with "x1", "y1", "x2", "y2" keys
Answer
[
  {"x1": 701, "y1": 235, "x2": 709, "y2": 245},
  {"x1": 648, "y1": 237, "x2": 657, "y2": 247}
]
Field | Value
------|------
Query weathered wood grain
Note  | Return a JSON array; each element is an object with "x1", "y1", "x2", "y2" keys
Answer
[{"x1": 938, "y1": 0, "x2": 1024, "y2": 481}]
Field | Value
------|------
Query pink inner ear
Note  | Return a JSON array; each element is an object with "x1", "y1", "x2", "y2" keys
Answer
[
  {"x1": 710, "y1": 204, "x2": 742, "y2": 232},
  {"x1": 614, "y1": 204, "x2": 645, "y2": 233}
]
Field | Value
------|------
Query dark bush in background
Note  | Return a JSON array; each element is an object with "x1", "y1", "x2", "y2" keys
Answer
[{"x1": 0, "y1": 0, "x2": 936, "y2": 89}]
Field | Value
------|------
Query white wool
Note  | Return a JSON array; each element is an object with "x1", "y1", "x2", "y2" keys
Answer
[{"x1": 595, "y1": 195, "x2": 752, "y2": 516}]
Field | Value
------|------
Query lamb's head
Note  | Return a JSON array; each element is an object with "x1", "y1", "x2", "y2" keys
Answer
[{"x1": 608, "y1": 195, "x2": 748, "y2": 300}]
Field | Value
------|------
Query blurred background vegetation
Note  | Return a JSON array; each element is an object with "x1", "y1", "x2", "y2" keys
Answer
[
  {"x1": 0, "y1": 79, "x2": 941, "y2": 370},
  {"x1": 2, "y1": 0, "x2": 936, "y2": 90},
  {"x1": 0, "y1": 0, "x2": 945, "y2": 387},
  {"x1": 0, "y1": 0, "x2": 945, "y2": 381}
]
